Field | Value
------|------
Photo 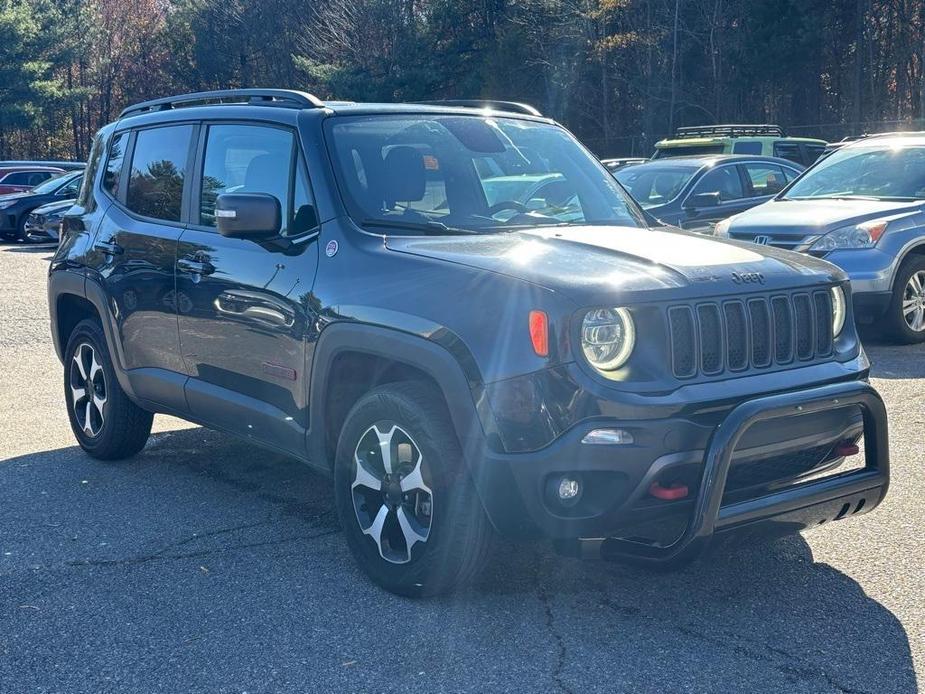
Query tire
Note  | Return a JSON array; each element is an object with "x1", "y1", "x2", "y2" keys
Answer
[
  {"x1": 884, "y1": 255, "x2": 925, "y2": 344},
  {"x1": 334, "y1": 382, "x2": 492, "y2": 597},
  {"x1": 63, "y1": 319, "x2": 153, "y2": 460}
]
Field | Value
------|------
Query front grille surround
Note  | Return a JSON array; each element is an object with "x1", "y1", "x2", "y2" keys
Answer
[{"x1": 668, "y1": 289, "x2": 836, "y2": 380}]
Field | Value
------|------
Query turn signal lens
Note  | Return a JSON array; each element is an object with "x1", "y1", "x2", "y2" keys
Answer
[
  {"x1": 831, "y1": 286, "x2": 847, "y2": 337},
  {"x1": 529, "y1": 310, "x2": 549, "y2": 357}
]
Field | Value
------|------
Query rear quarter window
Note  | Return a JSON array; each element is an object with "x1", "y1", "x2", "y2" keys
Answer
[
  {"x1": 732, "y1": 141, "x2": 762, "y2": 155},
  {"x1": 773, "y1": 141, "x2": 804, "y2": 165}
]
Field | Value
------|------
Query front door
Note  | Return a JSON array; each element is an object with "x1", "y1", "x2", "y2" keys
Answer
[
  {"x1": 88, "y1": 124, "x2": 196, "y2": 411},
  {"x1": 680, "y1": 163, "x2": 754, "y2": 232},
  {"x1": 176, "y1": 122, "x2": 320, "y2": 455}
]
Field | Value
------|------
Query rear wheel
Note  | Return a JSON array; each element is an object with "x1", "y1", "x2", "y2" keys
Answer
[
  {"x1": 885, "y1": 255, "x2": 925, "y2": 343},
  {"x1": 64, "y1": 319, "x2": 153, "y2": 459},
  {"x1": 334, "y1": 382, "x2": 492, "y2": 597}
]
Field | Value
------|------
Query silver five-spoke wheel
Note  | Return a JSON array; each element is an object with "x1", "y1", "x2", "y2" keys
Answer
[
  {"x1": 902, "y1": 270, "x2": 925, "y2": 332},
  {"x1": 69, "y1": 343, "x2": 107, "y2": 438},
  {"x1": 351, "y1": 423, "x2": 433, "y2": 564}
]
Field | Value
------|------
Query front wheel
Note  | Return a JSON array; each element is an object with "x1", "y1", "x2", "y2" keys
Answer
[
  {"x1": 334, "y1": 382, "x2": 492, "y2": 597},
  {"x1": 885, "y1": 255, "x2": 925, "y2": 343}
]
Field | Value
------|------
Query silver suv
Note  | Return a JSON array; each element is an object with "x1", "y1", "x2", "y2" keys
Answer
[{"x1": 716, "y1": 133, "x2": 925, "y2": 343}]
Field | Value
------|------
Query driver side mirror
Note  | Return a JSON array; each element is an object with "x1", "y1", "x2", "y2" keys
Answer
[
  {"x1": 684, "y1": 191, "x2": 721, "y2": 209},
  {"x1": 215, "y1": 193, "x2": 281, "y2": 239}
]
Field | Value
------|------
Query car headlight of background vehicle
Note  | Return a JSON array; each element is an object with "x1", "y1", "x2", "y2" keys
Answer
[
  {"x1": 0, "y1": 200, "x2": 16, "y2": 210},
  {"x1": 713, "y1": 217, "x2": 731, "y2": 237},
  {"x1": 831, "y1": 286, "x2": 846, "y2": 337},
  {"x1": 809, "y1": 220, "x2": 888, "y2": 252},
  {"x1": 581, "y1": 307, "x2": 635, "y2": 371}
]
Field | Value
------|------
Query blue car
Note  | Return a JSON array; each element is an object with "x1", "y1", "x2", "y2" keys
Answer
[
  {"x1": 715, "y1": 133, "x2": 925, "y2": 343},
  {"x1": 614, "y1": 155, "x2": 803, "y2": 232}
]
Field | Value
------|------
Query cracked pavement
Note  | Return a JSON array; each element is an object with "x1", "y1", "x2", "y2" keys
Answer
[{"x1": 1, "y1": 243, "x2": 922, "y2": 693}]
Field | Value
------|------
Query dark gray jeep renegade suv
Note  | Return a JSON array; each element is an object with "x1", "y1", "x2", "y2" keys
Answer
[{"x1": 49, "y1": 90, "x2": 889, "y2": 596}]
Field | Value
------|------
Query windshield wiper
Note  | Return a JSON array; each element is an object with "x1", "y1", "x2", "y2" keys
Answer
[
  {"x1": 785, "y1": 194, "x2": 884, "y2": 201},
  {"x1": 360, "y1": 218, "x2": 481, "y2": 236}
]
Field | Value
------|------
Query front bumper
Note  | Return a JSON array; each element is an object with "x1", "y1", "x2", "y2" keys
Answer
[
  {"x1": 24, "y1": 214, "x2": 60, "y2": 243},
  {"x1": 823, "y1": 248, "x2": 895, "y2": 295},
  {"x1": 474, "y1": 380, "x2": 888, "y2": 559}
]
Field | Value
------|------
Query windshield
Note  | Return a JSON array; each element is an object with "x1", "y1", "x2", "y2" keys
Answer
[
  {"x1": 615, "y1": 164, "x2": 699, "y2": 208},
  {"x1": 31, "y1": 172, "x2": 75, "y2": 195},
  {"x1": 325, "y1": 115, "x2": 646, "y2": 234},
  {"x1": 785, "y1": 144, "x2": 925, "y2": 201}
]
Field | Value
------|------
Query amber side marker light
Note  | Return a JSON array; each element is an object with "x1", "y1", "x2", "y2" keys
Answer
[{"x1": 529, "y1": 310, "x2": 549, "y2": 357}]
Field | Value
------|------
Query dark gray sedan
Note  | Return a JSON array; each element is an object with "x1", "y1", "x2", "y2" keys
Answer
[{"x1": 613, "y1": 155, "x2": 803, "y2": 232}]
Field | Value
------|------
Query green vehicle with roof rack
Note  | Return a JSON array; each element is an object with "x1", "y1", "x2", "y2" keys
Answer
[{"x1": 653, "y1": 124, "x2": 826, "y2": 167}]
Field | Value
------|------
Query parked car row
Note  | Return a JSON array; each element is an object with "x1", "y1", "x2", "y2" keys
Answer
[
  {"x1": 601, "y1": 125, "x2": 925, "y2": 344},
  {"x1": 0, "y1": 169, "x2": 83, "y2": 242}
]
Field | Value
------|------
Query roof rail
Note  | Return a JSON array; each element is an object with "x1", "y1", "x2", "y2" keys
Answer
[
  {"x1": 413, "y1": 100, "x2": 542, "y2": 117},
  {"x1": 119, "y1": 89, "x2": 325, "y2": 119},
  {"x1": 673, "y1": 124, "x2": 785, "y2": 139}
]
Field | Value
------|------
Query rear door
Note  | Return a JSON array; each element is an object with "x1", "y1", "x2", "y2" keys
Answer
[
  {"x1": 87, "y1": 124, "x2": 196, "y2": 411},
  {"x1": 176, "y1": 121, "x2": 320, "y2": 455}
]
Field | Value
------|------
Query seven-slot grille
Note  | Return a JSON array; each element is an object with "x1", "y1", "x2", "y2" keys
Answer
[{"x1": 668, "y1": 290, "x2": 835, "y2": 379}]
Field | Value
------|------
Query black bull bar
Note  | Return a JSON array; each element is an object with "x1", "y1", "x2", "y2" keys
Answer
[{"x1": 599, "y1": 380, "x2": 889, "y2": 564}]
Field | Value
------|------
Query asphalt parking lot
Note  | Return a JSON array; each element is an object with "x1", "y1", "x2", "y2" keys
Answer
[{"x1": 1, "y1": 243, "x2": 923, "y2": 694}]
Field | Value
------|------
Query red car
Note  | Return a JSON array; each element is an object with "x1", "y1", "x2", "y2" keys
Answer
[{"x1": 0, "y1": 166, "x2": 64, "y2": 195}]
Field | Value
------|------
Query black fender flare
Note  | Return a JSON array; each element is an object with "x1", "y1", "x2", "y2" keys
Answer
[
  {"x1": 306, "y1": 321, "x2": 501, "y2": 472},
  {"x1": 49, "y1": 269, "x2": 140, "y2": 402}
]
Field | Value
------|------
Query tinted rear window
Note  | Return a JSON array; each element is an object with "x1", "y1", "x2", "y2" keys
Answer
[
  {"x1": 773, "y1": 141, "x2": 804, "y2": 165},
  {"x1": 126, "y1": 125, "x2": 193, "y2": 222}
]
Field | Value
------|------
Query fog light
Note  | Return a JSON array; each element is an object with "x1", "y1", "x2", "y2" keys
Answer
[
  {"x1": 582, "y1": 428, "x2": 634, "y2": 445},
  {"x1": 558, "y1": 477, "x2": 581, "y2": 501}
]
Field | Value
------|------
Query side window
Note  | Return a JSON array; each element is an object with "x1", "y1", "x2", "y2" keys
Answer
[
  {"x1": 200, "y1": 124, "x2": 305, "y2": 235},
  {"x1": 104, "y1": 132, "x2": 128, "y2": 198},
  {"x1": 79, "y1": 134, "x2": 104, "y2": 207},
  {"x1": 782, "y1": 167, "x2": 800, "y2": 183},
  {"x1": 732, "y1": 141, "x2": 762, "y2": 155},
  {"x1": 58, "y1": 176, "x2": 83, "y2": 198},
  {"x1": 742, "y1": 164, "x2": 787, "y2": 197},
  {"x1": 4, "y1": 171, "x2": 48, "y2": 185},
  {"x1": 773, "y1": 141, "x2": 803, "y2": 165},
  {"x1": 126, "y1": 125, "x2": 193, "y2": 222},
  {"x1": 692, "y1": 165, "x2": 744, "y2": 202},
  {"x1": 804, "y1": 144, "x2": 825, "y2": 165}
]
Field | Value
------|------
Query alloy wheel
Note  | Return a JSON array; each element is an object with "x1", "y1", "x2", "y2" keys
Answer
[
  {"x1": 351, "y1": 423, "x2": 433, "y2": 564},
  {"x1": 69, "y1": 343, "x2": 107, "y2": 437},
  {"x1": 902, "y1": 270, "x2": 925, "y2": 332}
]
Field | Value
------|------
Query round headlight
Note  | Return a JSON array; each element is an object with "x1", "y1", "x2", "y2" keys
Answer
[
  {"x1": 831, "y1": 286, "x2": 846, "y2": 337},
  {"x1": 581, "y1": 307, "x2": 635, "y2": 371}
]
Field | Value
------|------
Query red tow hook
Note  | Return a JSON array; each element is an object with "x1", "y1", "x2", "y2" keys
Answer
[
  {"x1": 835, "y1": 441, "x2": 860, "y2": 457},
  {"x1": 649, "y1": 481, "x2": 689, "y2": 501}
]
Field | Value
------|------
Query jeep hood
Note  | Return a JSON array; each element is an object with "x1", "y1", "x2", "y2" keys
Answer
[
  {"x1": 727, "y1": 198, "x2": 924, "y2": 238},
  {"x1": 384, "y1": 226, "x2": 844, "y2": 305}
]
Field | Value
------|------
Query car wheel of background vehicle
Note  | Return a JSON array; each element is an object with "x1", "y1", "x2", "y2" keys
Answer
[
  {"x1": 334, "y1": 382, "x2": 492, "y2": 597},
  {"x1": 885, "y1": 255, "x2": 925, "y2": 344},
  {"x1": 64, "y1": 319, "x2": 153, "y2": 460}
]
